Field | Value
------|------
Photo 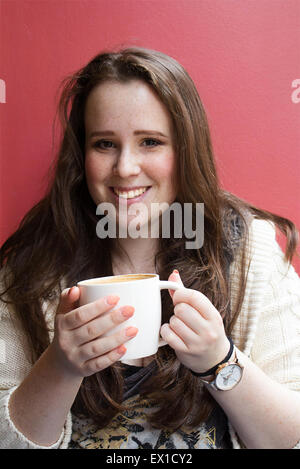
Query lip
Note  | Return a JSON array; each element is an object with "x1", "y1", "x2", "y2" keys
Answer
[
  {"x1": 112, "y1": 186, "x2": 150, "y2": 191},
  {"x1": 108, "y1": 186, "x2": 152, "y2": 205}
]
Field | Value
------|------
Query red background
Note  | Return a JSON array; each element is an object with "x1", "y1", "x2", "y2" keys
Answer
[{"x1": 1, "y1": 0, "x2": 299, "y2": 273}]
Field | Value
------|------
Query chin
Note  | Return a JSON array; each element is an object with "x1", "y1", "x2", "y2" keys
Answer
[{"x1": 117, "y1": 217, "x2": 150, "y2": 230}]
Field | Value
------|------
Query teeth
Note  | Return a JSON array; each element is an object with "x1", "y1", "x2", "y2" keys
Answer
[{"x1": 113, "y1": 187, "x2": 148, "y2": 199}]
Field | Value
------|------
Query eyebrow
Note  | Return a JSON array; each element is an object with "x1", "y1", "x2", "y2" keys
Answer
[{"x1": 88, "y1": 130, "x2": 169, "y2": 138}]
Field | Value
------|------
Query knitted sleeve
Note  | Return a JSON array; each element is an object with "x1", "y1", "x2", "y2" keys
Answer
[
  {"x1": 0, "y1": 293, "x2": 72, "y2": 449},
  {"x1": 230, "y1": 218, "x2": 300, "y2": 449}
]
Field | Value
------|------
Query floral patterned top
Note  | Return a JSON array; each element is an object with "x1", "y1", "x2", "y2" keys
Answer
[{"x1": 69, "y1": 362, "x2": 232, "y2": 449}]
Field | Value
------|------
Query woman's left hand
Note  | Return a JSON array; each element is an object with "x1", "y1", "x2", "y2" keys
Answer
[{"x1": 160, "y1": 270, "x2": 230, "y2": 374}]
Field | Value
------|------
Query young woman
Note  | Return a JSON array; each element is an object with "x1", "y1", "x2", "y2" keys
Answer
[{"x1": 1, "y1": 47, "x2": 300, "y2": 449}]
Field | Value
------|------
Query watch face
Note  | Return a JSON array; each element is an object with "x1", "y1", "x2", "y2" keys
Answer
[{"x1": 215, "y1": 364, "x2": 243, "y2": 390}]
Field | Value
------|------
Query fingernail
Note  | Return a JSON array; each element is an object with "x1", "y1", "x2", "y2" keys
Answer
[
  {"x1": 173, "y1": 269, "x2": 179, "y2": 275},
  {"x1": 106, "y1": 295, "x2": 120, "y2": 305},
  {"x1": 68, "y1": 286, "x2": 75, "y2": 296},
  {"x1": 121, "y1": 306, "x2": 135, "y2": 318},
  {"x1": 125, "y1": 326, "x2": 138, "y2": 337},
  {"x1": 117, "y1": 345, "x2": 127, "y2": 355}
]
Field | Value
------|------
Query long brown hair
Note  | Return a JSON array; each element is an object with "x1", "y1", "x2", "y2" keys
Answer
[{"x1": 0, "y1": 46, "x2": 298, "y2": 431}]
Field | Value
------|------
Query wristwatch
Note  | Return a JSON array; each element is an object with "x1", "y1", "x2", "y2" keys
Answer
[{"x1": 199, "y1": 346, "x2": 244, "y2": 391}]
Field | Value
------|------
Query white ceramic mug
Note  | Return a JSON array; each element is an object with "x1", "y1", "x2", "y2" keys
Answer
[{"x1": 77, "y1": 273, "x2": 181, "y2": 360}]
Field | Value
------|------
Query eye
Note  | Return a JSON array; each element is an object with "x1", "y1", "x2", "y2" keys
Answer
[
  {"x1": 142, "y1": 138, "x2": 162, "y2": 147},
  {"x1": 92, "y1": 140, "x2": 115, "y2": 150}
]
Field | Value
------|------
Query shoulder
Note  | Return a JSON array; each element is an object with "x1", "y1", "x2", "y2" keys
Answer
[
  {"x1": 247, "y1": 217, "x2": 277, "y2": 255},
  {"x1": 248, "y1": 217, "x2": 276, "y2": 240},
  {"x1": 230, "y1": 217, "x2": 278, "y2": 287},
  {"x1": 244, "y1": 217, "x2": 298, "y2": 283},
  {"x1": 230, "y1": 216, "x2": 300, "y2": 354}
]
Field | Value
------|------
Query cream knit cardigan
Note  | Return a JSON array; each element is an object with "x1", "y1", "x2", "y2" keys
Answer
[{"x1": 0, "y1": 218, "x2": 300, "y2": 449}]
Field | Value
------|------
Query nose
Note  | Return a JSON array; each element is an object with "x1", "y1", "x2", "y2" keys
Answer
[{"x1": 112, "y1": 146, "x2": 141, "y2": 178}]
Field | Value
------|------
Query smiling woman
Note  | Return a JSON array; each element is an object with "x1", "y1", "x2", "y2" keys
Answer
[{"x1": 0, "y1": 47, "x2": 300, "y2": 450}]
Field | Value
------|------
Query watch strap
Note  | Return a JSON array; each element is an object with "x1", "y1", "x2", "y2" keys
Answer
[{"x1": 190, "y1": 337, "x2": 234, "y2": 378}]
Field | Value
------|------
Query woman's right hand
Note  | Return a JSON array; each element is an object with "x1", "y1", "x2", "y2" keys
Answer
[{"x1": 49, "y1": 286, "x2": 138, "y2": 378}]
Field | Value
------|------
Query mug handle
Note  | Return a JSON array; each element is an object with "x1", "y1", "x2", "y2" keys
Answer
[{"x1": 158, "y1": 280, "x2": 183, "y2": 347}]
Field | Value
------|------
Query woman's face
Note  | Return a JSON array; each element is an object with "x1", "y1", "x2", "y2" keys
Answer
[{"x1": 84, "y1": 79, "x2": 177, "y2": 232}]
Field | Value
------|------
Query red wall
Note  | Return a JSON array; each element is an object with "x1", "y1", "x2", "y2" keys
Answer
[{"x1": 1, "y1": 0, "x2": 299, "y2": 273}]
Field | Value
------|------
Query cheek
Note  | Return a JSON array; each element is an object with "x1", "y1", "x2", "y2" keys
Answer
[
  {"x1": 156, "y1": 154, "x2": 177, "y2": 195},
  {"x1": 84, "y1": 155, "x2": 113, "y2": 205},
  {"x1": 85, "y1": 154, "x2": 109, "y2": 185},
  {"x1": 147, "y1": 153, "x2": 176, "y2": 180}
]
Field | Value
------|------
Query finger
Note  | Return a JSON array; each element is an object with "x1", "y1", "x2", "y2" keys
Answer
[
  {"x1": 168, "y1": 270, "x2": 184, "y2": 299},
  {"x1": 72, "y1": 305, "x2": 135, "y2": 346},
  {"x1": 78, "y1": 326, "x2": 138, "y2": 362},
  {"x1": 62, "y1": 295, "x2": 120, "y2": 330},
  {"x1": 174, "y1": 302, "x2": 207, "y2": 335},
  {"x1": 172, "y1": 288, "x2": 218, "y2": 321},
  {"x1": 84, "y1": 344, "x2": 128, "y2": 375},
  {"x1": 57, "y1": 286, "x2": 80, "y2": 315},
  {"x1": 160, "y1": 323, "x2": 188, "y2": 353},
  {"x1": 169, "y1": 315, "x2": 200, "y2": 347}
]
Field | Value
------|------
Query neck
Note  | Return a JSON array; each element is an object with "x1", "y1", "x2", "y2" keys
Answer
[{"x1": 112, "y1": 236, "x2": 159, "y2": 275}]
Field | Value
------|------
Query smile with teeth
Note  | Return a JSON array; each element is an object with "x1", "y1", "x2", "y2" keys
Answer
[{"x1": 112, "y1": 187, "x2": 149, "y2": 199}]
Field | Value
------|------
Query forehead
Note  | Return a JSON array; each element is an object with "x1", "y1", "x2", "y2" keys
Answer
[{"x1": 84, "y1": 79, "x2": 173, "y2": 133}]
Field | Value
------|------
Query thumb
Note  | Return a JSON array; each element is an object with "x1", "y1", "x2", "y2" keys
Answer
[
  {"x1": 57, "y1": 286, "x2": 80, "y2": 315},
  {"x1": 168, "y1": 269, "x2": 184, "y2": 299}
]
